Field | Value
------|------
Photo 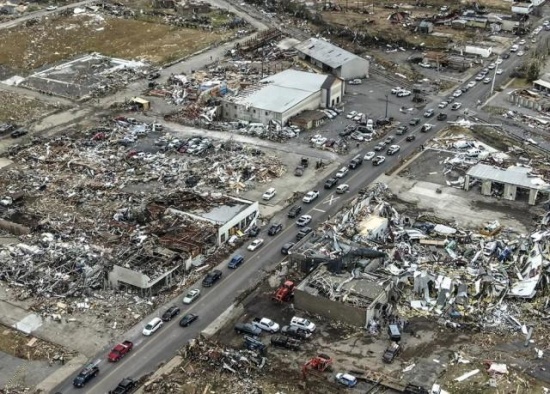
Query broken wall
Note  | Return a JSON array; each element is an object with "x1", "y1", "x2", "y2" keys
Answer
[{"x1": 294, "y1": 288, "x2": 366, "y2": 327}]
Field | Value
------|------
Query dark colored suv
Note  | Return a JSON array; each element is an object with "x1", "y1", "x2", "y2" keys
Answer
[
  {"x1": 73, "y1": 364, "x2": 99, "y2": 387},
  {"x1": 268, "y1": 223, "x2": 283, "y2": 236},
  {"x1": 281, "y1": 242, "x2": 295, "y2": 255},
  {"x1": 235, "y1": 322, "x2": 262, "y2": 336},
  {"x1": 437, "y1": 113, "x2": 448, "y2": 121},
  {"x1": 287, "y1": 205, "x2": 302, "y2": 218},
  {"x1": 324, "y1": 177, "x2": 338, "y2": 189},
  {"x1": 202, "y1": 270, "x2": 222, "y2": 287}
]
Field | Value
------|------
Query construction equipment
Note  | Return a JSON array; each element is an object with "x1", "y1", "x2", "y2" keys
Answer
[
  {"x1": 301, "y1": 354, "x2": 332, "y2": 380},
  {"x1": 272, "y1": 280, "x2": 295, "y2": 303}
]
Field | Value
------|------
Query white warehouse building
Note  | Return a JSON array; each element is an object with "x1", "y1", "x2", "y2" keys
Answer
[
  {"x1": 294, "y1": 38, "x2": 369, "y2": 80},
  {"x1": 222, "y1": 69, "x2": 344, "y2": 124}
]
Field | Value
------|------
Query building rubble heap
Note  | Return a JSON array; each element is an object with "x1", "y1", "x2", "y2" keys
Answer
[
  {"x1": 294, "y1": 183, "x2": 550, "y2": 333},
  {"x1": 0, "y1": 119, "x2": 285, "y2": 329}
]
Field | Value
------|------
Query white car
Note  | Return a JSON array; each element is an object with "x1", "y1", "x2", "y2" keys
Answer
[
  {"x1": 290, "y1": 316, "x2": 316, "y2": 333},
  {"x1": 302, "y1": 190, "x2": 319, "y2": 203},
  {"x1": 467, "y1": 81, "x2": 476, "y2": 88},
  {"x1": 391, "y1": 87, "x2": 403, "y2": 94},
  {"x1": 519, "y1": 39, "x2": 526, "y2": 45},
  {"x1": 453, "y1": 90, "x2": 463, "y2": 98},
  {"x1": 346, "y1": 111, "x2": 357, "y2": 119},
  {"x1": 438, "y1": 101, "x2": 448, "y2": 109},
  {"x1": 397, "y1": 90, "x2": 411, "y2": 97},
  {"x1": 364, "y1": 151, "x2": 375, "y2": 161},
  {"x1": 46, "y1": 5, "x2": 58, "y2": 11},
  {"x1": 483, "y1": 77, "x2": 491, "y2": 84},
  {"x1": 183, "y1": 289, "x2": 201, "y2": 304},
  {"x1": 451, "y1": 102, "x2": 462, "y2": 110},
  {"x1": 296, "y1": 215, "x2": 312, "y2": 227},
  {"x1": 495, "y1": 58, "x2": 503, "y2": 65},
  {"x1": 487, "y1": 63, "x2": 496, "y2": 70},
  {"x1": 143, "y1": 317, "x2": 163, "y2": 336},
  {"x1": 336, "y1": 184, "x2": 349, "y2": 194},
  {"x1": 496, "y1": 69, "x2": 503, "y2": 75},
  {"x1": 322, "y1": 110, "x2": 334, "y2": 119},
  {"x1": 353, "y1": 113, "x2": 363, "y2": 122},
  {"x1": 517, "y1": 51, "x2": 525, "y2": 56},
  {"x1": 262, "y1": 188, "x2": 276, "y2": 201},
  {"x1": 419, "y1": 62, "x2": 431, "y2": 68},
  {"x1": 350, "y1": 131, "x2": 364, "y2": 141},
  {"x1": 247, "y1": 238, "x2": 264, "y2": 251}
]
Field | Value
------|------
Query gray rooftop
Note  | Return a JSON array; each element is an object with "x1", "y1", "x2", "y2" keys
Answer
[
  {"x1": 467, "y1": 164, "x2": 549, "y2": 190},
  {"x1": 294, "y1": 38, "x2": 363, "y2": 69},
  {"x1": 227, "y1": 69, "x2": 330, "y2": 113},
  {"x1": 194, "y1": 202, "x2": 249, "y2": 224}
]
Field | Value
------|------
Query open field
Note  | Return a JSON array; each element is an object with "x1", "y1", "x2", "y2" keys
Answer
[
  {"x1": 0, "y1": 13, "x2": 231, "y2": 73},
  {"x1": 0, "y1": 91, "x2": 61, "y2": 124}
]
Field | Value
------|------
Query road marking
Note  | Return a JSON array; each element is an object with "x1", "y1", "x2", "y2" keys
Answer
[
  {"x1": 312, "y1": 208, "x2": 326, "y2": 213},
  {"x1": 322, "y1": 195, "x2": 340, "y2": 205}
]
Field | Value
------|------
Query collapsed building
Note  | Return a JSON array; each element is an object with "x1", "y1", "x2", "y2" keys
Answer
[{"x1": 289, "y1": 182, "x2": 550, "y2": 331}]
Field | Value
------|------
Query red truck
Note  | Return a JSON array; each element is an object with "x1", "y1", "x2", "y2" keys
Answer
[{"x1": 108, "y1": 340, "x2": 133, "y2": 362}]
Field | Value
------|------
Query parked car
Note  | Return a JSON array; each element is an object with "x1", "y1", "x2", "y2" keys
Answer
[
  {"x1": 391, "y1": 86, "x2": 403, "y2": 94},
  {"x1": 374, "y1": 142, "x2": 386, "y2": 151},
  {"x1": 421, "y1": 123, "x2": 433, "y2": 132},
  {"x1": 335, "y1": 373, "x2": 358, "y2": 388},
  {"x1": 46, "y1": 5, "x2": 58, "y2": 11},
  {"x1": 296, "y1": 227, "x2": 313, "y2": 240},
  {"x1": 270, "y1": 335, "x2": 301, "y2": 350},
  {"x1": 252, "y1": 317, "x2": 280, "y2": 333},
  {"x1": 179, "y1": 313, "x2": 198, "y2": 327},
  {"x1": 467, "y1": 81, "x2": 476, "y2": 88},
  {"x1": 453, "y1": 89, "x2": 463, "y2": 97},
  {"x1": 287, "y1": 205, "x2": 302, "y2": 218},
  {"x1": 336, "y1": 184, "x2": 349, "y2": 194},
  {"x1": 202, "y1": 270, "x2": 222, "y2": 287},
  {"x1": 409, "y1": 117, "x2": 421, "y2": 126},
  {"x1": 348, "y1": 155, "x2": 363, "y2": 169},
  {"x1": 161, "y1": 306, "x2": 181, "y2": 321},
  {"x1": 487, "y1": 63, "x2": 496, "y2": 70},
  {"x1": 406, "y1": 134, "x2": 416, "y2": 142},
  {"x1": 483, "y1": 77, "x2": 491, "y2": 84},
  {"x1": 364, "y1": 151, "x2": 375, "y2": 161},
  {"x1": 10, "y1": 129, "x2": 28, "y2": 138},
  {"x1": 290, "y1": 316, "x2": 316, "y2": 333},
  {"x1": 281, "y1": 325, "x2": 312, "y2": 339},
  {"x1": 228, "y1": 254, "x2": 245, "y2": 268},
  {"x1": 281, "y1": 242, "x2": 295, "y2": 255},
  {"x1": 397, "y1": 90, "x2": 411, "y2": 97},
  {"x1": 235, "y1": 322, "x2": 262, "y2": 336},
  {"x1": 324, "y1": 177, "x2": 338, "y2": 189},
  {"x1": 451, "y1": 102, "x2": 462, "y2": 111},
  {"x1": 382, "y1": 342, "x2": 402, "y2": 363},
  {"x1": 247, "y1": 238, "x2": 264, "y2": 251},
  {"x1": 423, "y1": 109, "x2": 434, "y2": 118},
  {"x1": 182, "y1": 288, "x2": 201, "y2": 304},
  {"x1": 268, "y1": 223, "x2": 283, "y2": 236},
  {"x1": 247, "y1": 225, "x2": 260, "y2": 237},
  {"x1": 438, "y1": 101, "x2": 448, "y2": 109},
  {"x1": 296, "y1": 215, "x2": 312, "y2": 227},
  {"x1": 142, "y1": 317, "x2": 163, "y2": 336},
  {"x1": 437, "y1": 113, "x2": 448, "y2": 121},
  {"x1": 111, "y1": 377, "x2": 137, "y2": 394},
  {"x1": 262, "y1": 188, "x2": 276, "y2": 200},
  {"x1": 372, "y1": 156, "x2": 386, "y2": 166},
  {"x1": 346, "y1": 111, "x2": 357, "y2": 119}
]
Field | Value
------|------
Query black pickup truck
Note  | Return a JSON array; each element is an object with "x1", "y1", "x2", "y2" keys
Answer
[
  {"x1": 111, "y1": 377, "x2": 137, "y2": 394},
  {"x1": 270, "y1": 335, "x2": 301, "y2": 351}
]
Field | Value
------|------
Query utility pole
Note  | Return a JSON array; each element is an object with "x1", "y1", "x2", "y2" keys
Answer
[{"x1": 385, "y1": 94, "x2": 389, "y2": 118}]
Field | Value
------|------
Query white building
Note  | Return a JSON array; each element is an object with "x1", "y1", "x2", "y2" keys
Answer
[
  {"x1": 167, "y1": 196, "x2": 259, "y2": 244},
  {"x1": 463, "y1": 45, "x2": 493, "y2": 58},
  {"x1": 294, "y1": 38, "x2": 369, "y2": 80},
  {"x1": 222, "y1": 69, "x2": 344, "y2": 124}
]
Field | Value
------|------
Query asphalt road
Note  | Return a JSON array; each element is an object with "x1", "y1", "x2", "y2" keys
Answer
[{"x1": 0, "y1": 0, "x2": 96, "y2": 30}]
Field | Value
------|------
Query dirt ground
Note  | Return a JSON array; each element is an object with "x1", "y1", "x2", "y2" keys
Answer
[
  {"x1": 0, "y1": 91, "x2": 61, "y2": 125},
  {"x1": 0, "y1": 324, "x2": 72, "y2": 362},
  {"x1": 0, "y1": 13, "x2": 231, "y2": 74}
]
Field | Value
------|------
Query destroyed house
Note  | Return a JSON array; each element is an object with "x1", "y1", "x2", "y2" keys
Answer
[
  {"x1": 294, "y1": 38, "x2": 369, "y2": 80},
  {"x1": 166, "y1": 195, "x2": 259, "y2": 244},
  {"x1": 294, "y1": 265, "x2": 390, "y2": 328},
  {"x1": 222, "y1": 69, "x2": 344, "y2": 125}
]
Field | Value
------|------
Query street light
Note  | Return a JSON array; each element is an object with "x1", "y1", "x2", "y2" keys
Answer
[{"x1": 385, "y1": 94, "x2": 389, "y2": 118}]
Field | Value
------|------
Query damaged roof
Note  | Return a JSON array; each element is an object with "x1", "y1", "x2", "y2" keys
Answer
[
  {"x1": 467, "y1": 164, "x2": 550, "y2": 190},
  {"x1": 294, "y1": 38, "x2": 361, "y2": 69}
]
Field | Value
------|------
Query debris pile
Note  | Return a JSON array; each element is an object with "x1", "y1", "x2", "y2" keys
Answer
[
  {"x1": 143, "y1": 338, "x2": 270, "y2": 393},
  {"x1": 0, "y1": 119, "x2": 285, "y2": 329},
  {"x1": 291, "y1": 182, "x2": 550, "y2": 334}
]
